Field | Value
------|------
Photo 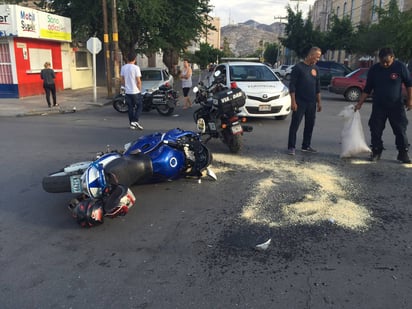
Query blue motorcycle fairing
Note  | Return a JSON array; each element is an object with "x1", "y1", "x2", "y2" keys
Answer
[
  {"x1": 150, "y1": 144, "x2": 186, "y2": 180},
  {"x1": 124, "y1": 128, "x2": 197, "y2": 155}
]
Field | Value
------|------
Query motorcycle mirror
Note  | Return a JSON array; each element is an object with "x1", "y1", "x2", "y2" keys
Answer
[
  {"x1": 214, "y1": 70, "x2": 221, "y2": 78},
  {"x1": 193, "y1": 86, "x2": 199, "y2": 93}
]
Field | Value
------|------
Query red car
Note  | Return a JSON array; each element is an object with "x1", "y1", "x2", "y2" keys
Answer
[{"x1": 328, "y1": 68, "x2": 368, "y2": 102}]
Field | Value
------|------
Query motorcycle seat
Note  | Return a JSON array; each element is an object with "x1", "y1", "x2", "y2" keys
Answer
[{"x1": 105, "y1": 154, "x2": 153, "y2": 186}]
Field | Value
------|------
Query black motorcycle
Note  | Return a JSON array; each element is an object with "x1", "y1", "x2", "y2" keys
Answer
[
  {"x1": 193, "y1": 71, "x2": 253, "y2": 153},
  {"x1": 113, "y1": 84, "x2": 178, "y2": 116}
]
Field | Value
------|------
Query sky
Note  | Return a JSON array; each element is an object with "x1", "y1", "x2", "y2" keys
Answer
[{"x1": 208, "y1": 0, "x2": 316, "y2": 26}]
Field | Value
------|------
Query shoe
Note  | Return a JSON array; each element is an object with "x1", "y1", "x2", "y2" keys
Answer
[
  {"x1": 397, "y1": 150, "x2": 411, "y2": 164},
  {"x1": 53, "y1": 103, "x2": 59, "y2": 107},
  {"x1": 287, "y1": 147, "x2": 295, "y2": 155},
  {"x1": 134, "y1": 122, "x2": 143, "y2": 130},
  {"x1": 130, "y1": 122, "x2": 137, "y2": 129},
  {"x1": 301, "y1": 146, "x2": 317, "y2": 153},
  {"x1": 369, "y1": 152, "x2": 381, "y2": 162}
]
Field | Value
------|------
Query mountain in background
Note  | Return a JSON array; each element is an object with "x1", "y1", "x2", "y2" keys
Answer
[{"x1": 221, "y1": 20, "x2": 285, "y2": 57}]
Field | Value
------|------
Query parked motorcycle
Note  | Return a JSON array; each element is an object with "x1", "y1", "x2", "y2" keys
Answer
[
  {"x1": 112, "y1": 84, "x2": 178, "y2": 116},
  {"x1": 42, "y1": 128, "x2": 216, "y2": 227},
  {"x1": 193, "y1": 71, "x2": 253, "y2": 153}
]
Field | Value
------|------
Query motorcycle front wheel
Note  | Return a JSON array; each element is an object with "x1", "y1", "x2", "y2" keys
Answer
[
  {"x1": 222, "y1": 130, "x2": 242, "y2": 153},
  {"x1": 113, "y1": 98, "x2": 128, "y2": 113},
  {"x1": 156, "y1": 105, "x2": 175, "y2": 116}
]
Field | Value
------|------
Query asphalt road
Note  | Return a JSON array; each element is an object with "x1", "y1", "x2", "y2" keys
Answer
[{"x1": 1, "y1": 90, "x2": 412, "y2": 308}]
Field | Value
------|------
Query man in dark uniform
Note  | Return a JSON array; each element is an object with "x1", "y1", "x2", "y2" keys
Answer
[
  {"x1": 355, "y1": 47, "x2": 412, "y2": 163},
  {"x1": 287, "y1": 47, "x2": 322, "y2": 155}
]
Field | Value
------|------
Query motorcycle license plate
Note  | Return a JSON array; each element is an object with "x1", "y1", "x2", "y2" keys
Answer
[
  {"x1": 231, "y1": 123, "x2": 243, "y2": 134},
  {"x1": 70, "y1": 175, "x2": 82, "y2": 194},
  {"x1": 208, "y1": 122, "x2": 217, "y2": 131},
  {"x1": 258, "y1": 104, "x2": 271, "y2": 111}
]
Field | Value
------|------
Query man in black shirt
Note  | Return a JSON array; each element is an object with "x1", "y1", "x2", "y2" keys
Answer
[
  {"x1": 287, "y1": 47, "x2": 322, "y2": 155},
  {"x1": 355, "y1": 47, "x2": 412, "y2": 163}
]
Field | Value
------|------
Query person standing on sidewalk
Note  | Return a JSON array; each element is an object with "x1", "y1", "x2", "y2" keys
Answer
[
  {"x1": 355, "y1": 47, "x2": 412, "y2": 163},
  {"x1": 180, "y1": 59, "x2": 193, "y2": 109},
  {"x1": 40, "y1": 61, "x2": 57, "y2": 108},
  {"x1": 287, "y1": 47, "x2": 322, "y2": 155},
  {"x1": 120, "y1": 51, "x2": 143, "y2": 130}
]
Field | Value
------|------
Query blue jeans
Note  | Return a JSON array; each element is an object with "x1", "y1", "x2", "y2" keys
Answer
[
  {"x1": 125, "y1": 93, "x2": 143, "y2": 123},
  {"x1": 287, "y1": 102, "x2": 316, "y2": 149}
]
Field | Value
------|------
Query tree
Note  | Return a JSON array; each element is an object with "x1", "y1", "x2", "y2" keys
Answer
[
  {"x1": 35, "y1": 0, "x2": 214, "y2": 73},
  {"x1": 263, "y1": 43, "x2": 279, "y2": 65},
  {"x1": 192, "y1": 43, "x2": 223, "y2": 69},
  {"x1": 221, "y1": 37, "x2": 235, "y2": 57},
  {"x1": 280, "y1": 6, "x2": 319, "y2": 59},
  {"x1": 326, "y1": 15, "x2": 355, "y2": 53}
]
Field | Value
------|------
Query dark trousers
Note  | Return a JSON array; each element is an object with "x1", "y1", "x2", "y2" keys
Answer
[
  {"x1": 126, "y1": 93, "x2": 143, "y2": 123},
  {"x1": 369, "y1": 104, "x2": 409, "y2": 151},
  {"x1": 44, "y1": 83, "x2": 56, "y2": 107},
  {"x1": 288, "y1": 102, "x2": 316, "y2": 149}
]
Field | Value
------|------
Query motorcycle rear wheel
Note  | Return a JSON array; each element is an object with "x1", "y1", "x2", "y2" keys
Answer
[
  {"x1": 42, "y1": 171, "x2": 74, "y2": 193},
  {"x1": 222, "y1": 130, "x2": 242, "y2": 153},
  {"x1": 156, "y1": 105, "x2": 175, "y2": 116},
  {"x1": 113, "y1": 98, "x2": 128, "y2": 113}
]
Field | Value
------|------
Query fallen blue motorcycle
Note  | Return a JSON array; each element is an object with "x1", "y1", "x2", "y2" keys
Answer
[{"x1": 42, "y1": 128, "x2": 217, "y2": 227}]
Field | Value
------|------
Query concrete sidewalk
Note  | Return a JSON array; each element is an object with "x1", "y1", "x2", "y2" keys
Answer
[{"x1": 0, "y1": 87, "x2": 114, "y2": 117}]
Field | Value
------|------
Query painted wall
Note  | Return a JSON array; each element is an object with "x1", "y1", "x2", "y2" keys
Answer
[{"x1": 13, "y1": 37, "x2": 63, "y2": 97}]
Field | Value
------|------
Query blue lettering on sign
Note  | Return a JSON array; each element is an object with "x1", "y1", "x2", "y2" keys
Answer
[{"x1": 20, "y1": 10, "x2": 36, "y2": 21}]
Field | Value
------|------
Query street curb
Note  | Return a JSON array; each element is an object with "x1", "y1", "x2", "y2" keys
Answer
[{"x1": 13, "y1": 99, "x2": 113, "y2": 117}]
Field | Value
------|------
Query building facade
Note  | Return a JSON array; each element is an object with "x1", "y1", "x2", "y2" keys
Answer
[
  {"x1": 311, "y1": 0, "x2": 412, "y2": 66},
  {"x1": 0, "y1": 4, "x2": 95, "y2": 98}
]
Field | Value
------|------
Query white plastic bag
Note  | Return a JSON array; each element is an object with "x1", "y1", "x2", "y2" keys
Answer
[{"x1": 338, "y1": 104, "x2": 371, "y2": 158}]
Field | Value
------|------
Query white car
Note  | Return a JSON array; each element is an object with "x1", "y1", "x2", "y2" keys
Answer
[
  {"x1": 140, "y1": 67, "x2": 174, "y2": 93},
  {"x1": 210, "y1": 62, "x2": 291, "y2": 119},
  {"x1": 272, "y1": 64, "x2": 294, "y2": 80}
]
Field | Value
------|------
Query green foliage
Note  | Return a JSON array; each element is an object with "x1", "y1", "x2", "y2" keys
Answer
[
  {"x1": 36, "y1": 0, "x2": 213, "y2": 68},
  {"x1": 263, "y1": 43, "x2": 279, "y2": 65},
  {"x1": 221, "y1": 37, "x2": 235, "y2": 57},
  {"x1": 192, "y1": 43, "x2": 223, "y2": 69},
  {"x1": 280, "y1": 6, "x2": 321, "y2": 58},
  {"x1": 326, "y1": 15, "x2": 355, "y2": 53}
]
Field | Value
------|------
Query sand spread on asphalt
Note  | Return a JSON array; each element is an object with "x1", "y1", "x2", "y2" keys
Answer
[{"x1": 211, "y1": 154, "x2": 373, "y2": 231}]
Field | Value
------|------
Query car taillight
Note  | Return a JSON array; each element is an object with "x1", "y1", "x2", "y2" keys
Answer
[{"x1": 230, "y1": 82, "x2": 237, "y2": 89}]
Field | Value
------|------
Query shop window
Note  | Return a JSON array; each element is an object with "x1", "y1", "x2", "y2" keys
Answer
[
  {"x1": 29, "y1": 48, "x2": 52, "y2": 71},
  {"x1": 75, "y1": 51, "x2": 89, "y2": 69}
]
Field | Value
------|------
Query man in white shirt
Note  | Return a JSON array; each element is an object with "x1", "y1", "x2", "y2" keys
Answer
[{"x1": 120, "y1": 51, "x2": 143, "y2": 130}]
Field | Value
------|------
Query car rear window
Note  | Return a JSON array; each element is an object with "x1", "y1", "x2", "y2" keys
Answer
[
  {"x1": 141, "y1": 70, "x2": 162, "y2": 81},
  {"x1": 230, "y1": 65, "x2": 278, "y2": 82}
]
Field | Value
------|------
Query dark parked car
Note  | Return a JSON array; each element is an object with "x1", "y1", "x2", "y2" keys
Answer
[
  {"x1": 316, "y1": 61, "x2": 353, "y2": 87},
  {"x1": 328, "y1": 68, "x2": 368, "y2": 102}
]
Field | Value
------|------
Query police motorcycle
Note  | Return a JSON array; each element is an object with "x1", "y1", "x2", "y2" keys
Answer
[
  {"x1": 112, "y1": 83, "x2": 178, "y2": 116},
  {"x1": 193, "y1": 70, "x2": 253, "y2": 153},
  {"x1": 42, "y1": 128, "x2": 217, "y2": 227}
]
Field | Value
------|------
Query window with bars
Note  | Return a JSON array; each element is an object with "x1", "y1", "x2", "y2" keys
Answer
[{"x1": 0, "y1": 42, "x2": 13, "y2": 84}]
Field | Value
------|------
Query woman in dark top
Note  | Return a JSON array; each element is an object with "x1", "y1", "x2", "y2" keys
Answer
[{"x1": 40, "y1": 61, "x2": 57, "y2": 107}]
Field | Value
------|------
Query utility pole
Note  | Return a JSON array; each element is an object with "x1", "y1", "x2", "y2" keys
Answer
[
  {"x1": 102, "y1": 0, "x2": 112, "y2": 97},
  {"x1": 274, "y1": 16, "x2": 288, "y2": 66},
  {"x1": 289, "y1": 0, "x2": 307, "y2": 12},
  {"x1": 111, "y1": 0, "x2": 120, "y2": 93}
]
